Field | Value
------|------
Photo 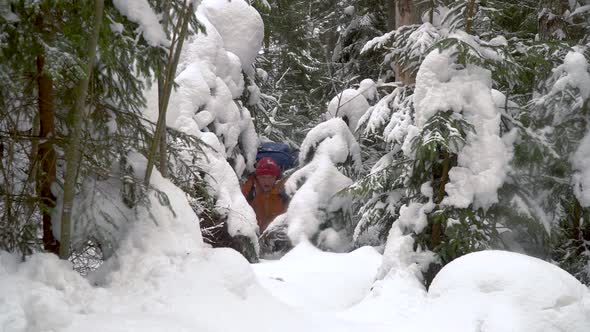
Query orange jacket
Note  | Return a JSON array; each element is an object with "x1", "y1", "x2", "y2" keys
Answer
[{"x1": 241, "y1": 175, "x2": 288, "y2": 232}]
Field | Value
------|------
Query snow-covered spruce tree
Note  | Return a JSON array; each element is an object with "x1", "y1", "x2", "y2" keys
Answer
[
  {"x1": 0, "y1": 0, "x2": 212, "y2": 269},
  {"x1": 529, "y1": 50, "x2": 590, "y2": 284},
  {"x1": 0, "y1": 0, "x2": 168, "y2": 258},
  {"x1": 349, "y1": 0, "x2": 569, "y2": 285},
  {"x1": 331, "y1": 1, "x2": 388, "y2": 86},
  {"x1": 266, "y1": 118, "x2": 362, "y2": 252}
]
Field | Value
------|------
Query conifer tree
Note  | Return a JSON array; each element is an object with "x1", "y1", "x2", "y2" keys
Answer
[
  {"x1": 348, "y1": 0, "x2": 590, "y2": 285},
  {"x1": 0, "y1": 0, "x2": 203, "y2": 265}
]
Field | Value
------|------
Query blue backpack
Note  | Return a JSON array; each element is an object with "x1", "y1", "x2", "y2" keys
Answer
[{"x1": 256, "y1": 142, "x2": 298, "y2": 171}]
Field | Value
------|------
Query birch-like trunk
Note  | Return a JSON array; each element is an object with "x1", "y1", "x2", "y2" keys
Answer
[
  {"x1": 157, "y1": 0, "x2": 172, "y2": 179},
  {"x1": 144, "y1": 2, "x2": 193, "y2": 186},
  {"x1": 59, "y1": 0, "x2": 104, "y2": 259}
]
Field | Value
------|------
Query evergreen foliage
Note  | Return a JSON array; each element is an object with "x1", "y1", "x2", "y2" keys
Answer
[
  {"x1": 348, "y1": 0, "x2": 590, "y2": 285},
  {"x1": 0, "y1": 0, "x2": 209, "y2": 267}
]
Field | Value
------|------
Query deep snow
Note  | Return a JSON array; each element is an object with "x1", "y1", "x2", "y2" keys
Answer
[{"x1": 2, "y1": 237, "x2": 590, "y2": 332}]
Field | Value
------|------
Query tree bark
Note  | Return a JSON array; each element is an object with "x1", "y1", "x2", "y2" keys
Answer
[
  {"x1": 36, "y1": 54, "x2": 59, "y2": 255},
  {"x1": 465, "y1": 0, "x2": 476, "y2": 34},
  {"x1": 59, "y1": 0, "x2": 104, "y2": 259},
  {"x1": 395, "y1": 0, "x2": 416, "y2": 85},
  {"x1": 157, "y1": 0, "x2": 172, "y2": 179},
  {"x1": 386, "y1": 0, "x2": 396, "y2": 31},
  {"x1": 538, "y1": 0, "x2": 568, "y2": 41},
  {"x1": 432, "y1": 150, "x2": 450, "y2": 247}
]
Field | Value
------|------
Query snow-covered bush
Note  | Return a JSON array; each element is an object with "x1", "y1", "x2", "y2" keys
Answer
[
  {"x1": 352, "y1": 28, "x2": 541, "y2": 285},
  {"x1": 325, "y1": 79, "x2": 376, "y2": 134},
  {"x1": 527, "y1": 50, "x2": 590, "y2": 284},
  {"x1": 277, "y1": 118, "x2": 362, "y2": 252},
  {"x1": 51, "y1": 153, "x2": 202, "y2": 261},
  {"x1": 347, "y1": 1, "x2": 590, "y2": 285},
  {"x1": 142, "y1": 0, "x2": 265, "y2": 261}
]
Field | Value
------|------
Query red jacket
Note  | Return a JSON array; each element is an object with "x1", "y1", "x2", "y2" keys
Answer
[{"x1": 241, "y1": 175, "x2": 288, "y2": 232}]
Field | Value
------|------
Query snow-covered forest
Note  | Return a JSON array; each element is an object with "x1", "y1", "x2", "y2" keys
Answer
[{"x1": 1, "y1": 0, "x2": 590, "y2": 331}]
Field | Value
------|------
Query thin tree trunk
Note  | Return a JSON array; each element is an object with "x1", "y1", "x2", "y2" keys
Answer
[
  {"x1": 157, "y1": 0, "x2": 172, "y2": 179},
  {"x1": 395, "y1": 0, "x2": 415, "y2": 85},
  {"x1": 429, "y1": 0, "x2": 435, "y2": 24},
  {"x1": 572, "y1": 199, "x2": 581, "y2": 243},
  {"x1": 465, "y1": 0, "x2": 476, "y2": 34},
  {"x1": 59, "y1": 0, "x2": 104, "y2": 259},
  {"x1": 432, "y1": 150, "x2": 451, "y2": 247},
  {"x1": 145, "y1": 2, "x2": 193, "y2": 186},
  {"x1": 36, "y1": 54, "x2": 59, "y2": 254},
  {"x1": 386, "y1": 0, "x2": 396, "y2": 31}
]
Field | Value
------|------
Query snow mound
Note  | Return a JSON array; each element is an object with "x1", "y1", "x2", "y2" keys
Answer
[
  {"x1": 51, "y1": 152, "x2": 203, "y2": 260},
  {"x1": 428, "y1": 250, "x2": 590, "y2": 332},
  {"x1": 253, "y1": 241, "x2": 382, "y2": 311}
]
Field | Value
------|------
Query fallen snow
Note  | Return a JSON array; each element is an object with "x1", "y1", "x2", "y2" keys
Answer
[
  {"x1": 427, "y1": 250, "x2": 590, "y2": 332},
  {"x1": 252, "y1": 241, "x2": 382, "y2": 311},
  {"x1": 3, "y1": 239, "x2": 589, "y2": 332}
]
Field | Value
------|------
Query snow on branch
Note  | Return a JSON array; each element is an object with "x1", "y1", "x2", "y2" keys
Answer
[
  {"x1": 298, "y1": 118, "x2": 362, "y2": 170},
  {"x1": 112, "y1": 0, "x2": 170, "y2": 47}
]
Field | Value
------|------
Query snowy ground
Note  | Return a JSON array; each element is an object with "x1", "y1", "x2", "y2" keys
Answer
[
  {"x1": 0, "y1": 165, "x2": 589, "y2": 332},
  {"x1": 2, "y1": 238, "x2": 589, "y2": 332}
]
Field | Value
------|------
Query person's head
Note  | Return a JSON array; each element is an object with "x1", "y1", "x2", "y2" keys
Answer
[{"x1": 255, "y1": 157, "x2": 280, "y2": 192}]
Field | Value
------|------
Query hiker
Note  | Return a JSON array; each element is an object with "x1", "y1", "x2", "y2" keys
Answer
[{"x1": 241, "y1": 157, "x2": 289, "y2": 233}]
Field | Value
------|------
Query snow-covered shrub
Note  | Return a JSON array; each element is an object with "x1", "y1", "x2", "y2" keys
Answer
[
  {"x1": 51, "y1": 152, "x2": 202, "y2": 261},
  {"x1": 325, "y1": 79, "x2": 376, "y2": 134},
  {"x1": 278, "y1": 118, "x2": 362, "y2": 252},
  {"x1": 348, "y1": 1, "x2": 590, "y2": 285},
  {"x1": 143, "y1": 0, "x2": 265, "y2": 261},
  {"x1": 354, "y1": 36, "x2": 532, "y2": 285},
  {"x1": 527, "y1": 50, "x2": 590, "y2": 284}
]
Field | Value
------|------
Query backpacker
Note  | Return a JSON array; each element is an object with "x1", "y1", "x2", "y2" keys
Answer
[{"x1": 256, "y1": 142, "x2": 298, "y2": 171}]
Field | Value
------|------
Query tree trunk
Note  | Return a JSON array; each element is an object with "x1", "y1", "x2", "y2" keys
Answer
[
  {"x1": 538, "y1": 0, "x2": 568, "y2": 41},
  {"x1": 395, "y1": 0, "x2": 416, "y2": 85},
  {"x1": 36, "y1": 54, "x2": 59, "y2": 255},
  {"x1": 572, "y1": 198, "x2": 581, "y2": 243},
  {"x1": 429, "y1": 0, "x2": 435, "y2": 24},
  {"x1": 432, "y1": 150, "x2": 451, "y2": 247},
  {"x1": 386, "y1": 0, "x2": 396, "y2": 31},
  {"x1": 464, "y1": 0, "x2": 476, "y2": 34},
  {"x1": 157, "y1": 0, "x2": 172, "y2": 179},
  {"x1": 145, "y1": 2, "x2": 193, "y2": 186},
  {"x1": 59, "y1": 0, "x2": 104, "y2": 259}
]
